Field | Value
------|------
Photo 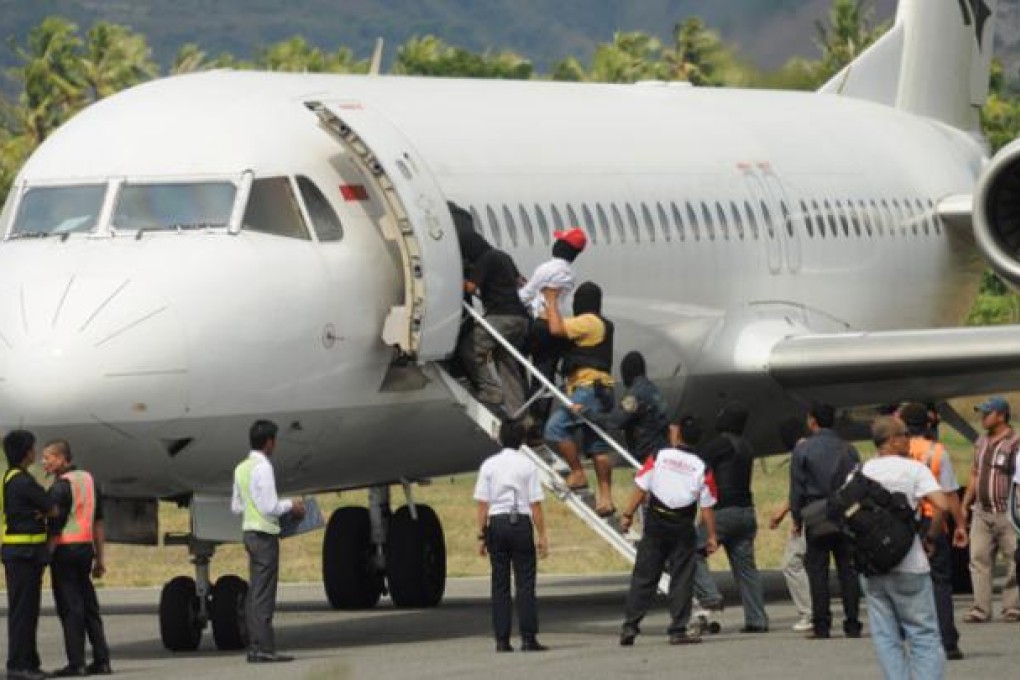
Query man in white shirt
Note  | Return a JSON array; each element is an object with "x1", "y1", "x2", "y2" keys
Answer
[
  {"x1": 859, "y1": 416, "x2": 948, "y2": 680},
  {"x1": 518, "y1": 227, "x2": 586, "y2": 427},
  {"x1": 618, "y1": 415, "x2": 719, "y2": 646},
  {"x1": 231, "y1": 420, "x2": 305, "y2": 664},
  {"x1": 474, "y1": 420, "x2": 549, "y2": 653}
]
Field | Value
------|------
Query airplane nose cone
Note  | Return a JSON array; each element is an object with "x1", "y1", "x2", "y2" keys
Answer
[{"x1": 0, "y1": 275, "x2": 188, "y2": 426}]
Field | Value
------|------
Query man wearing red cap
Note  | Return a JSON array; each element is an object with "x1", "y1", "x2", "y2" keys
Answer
[{"x1": 518, "y1": 227, "x2": 587, "y2": 426}]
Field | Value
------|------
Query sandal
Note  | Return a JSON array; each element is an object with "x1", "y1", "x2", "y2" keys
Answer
[
  {"x1": 596, "y1": 506, "x2": 617, "y2": 518},
  {"x1": 963, "y1": 610, "x2": 988, "y2": 623}
]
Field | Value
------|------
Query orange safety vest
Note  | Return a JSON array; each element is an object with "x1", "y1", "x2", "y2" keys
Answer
[
  {"x1": 908, "y1": 437, "x2": 944, "y2": 519},
  {"x1": 54, "y1": 469, "x2": 95, "y2": 545}
]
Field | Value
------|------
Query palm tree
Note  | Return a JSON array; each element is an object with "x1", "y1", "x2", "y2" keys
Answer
[{"x1": 80, "y1": 22, "x2": 158, "y2": 101}]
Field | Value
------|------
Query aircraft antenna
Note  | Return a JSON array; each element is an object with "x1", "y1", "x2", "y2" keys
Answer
[{"x1": 369, "y1": 38, "x2": 384, "y2": 76}]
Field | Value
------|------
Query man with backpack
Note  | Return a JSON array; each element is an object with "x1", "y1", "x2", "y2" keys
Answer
[
  {"x1": 851, "y1": 416, "x2": 948, "y2": 680},
  {"x1": 789, "y1": 402, "x2": 861, "y2": 639}
]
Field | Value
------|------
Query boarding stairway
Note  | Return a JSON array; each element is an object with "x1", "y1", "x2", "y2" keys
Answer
[{"x1": 431, "y1": 302, "x2": 670, "y2": 595}]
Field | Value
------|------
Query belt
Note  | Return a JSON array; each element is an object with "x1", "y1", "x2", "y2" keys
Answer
[
  {"x1": 2, "y1": 533, "x2": 47, "y2": 545},
  {"x1": 648, "y1": 496, "x2": 696, "y2": 522}
]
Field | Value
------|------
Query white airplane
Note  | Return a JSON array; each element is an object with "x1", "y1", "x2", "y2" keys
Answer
[{"x1": 0, "y1": 0, "x2": 1015, "y2": 651}]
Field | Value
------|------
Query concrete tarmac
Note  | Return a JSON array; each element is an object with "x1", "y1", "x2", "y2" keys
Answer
[{"x1": 2, "y1": 572, "x2": 1017, "y2": 679}]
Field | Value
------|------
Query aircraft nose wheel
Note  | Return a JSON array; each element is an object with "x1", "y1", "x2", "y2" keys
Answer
[
  {"x1": 159, "y1": 576, "x2": 204, "y2": 651},
  {"x1": 211, "y1": 575, "x2": 249, "y2": 650}
]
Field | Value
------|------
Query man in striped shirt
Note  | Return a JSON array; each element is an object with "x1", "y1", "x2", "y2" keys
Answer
[{"x1": 961, "y1": 396, "x2": 1020, "y2": 623}]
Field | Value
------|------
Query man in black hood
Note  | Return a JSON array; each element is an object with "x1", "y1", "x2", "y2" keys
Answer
[
  {"x1": 458, "y1": 227, "x2": 529, "y2": 414},
  {"x1": 588, "y1": 351, "x2": 669, "y2": 462},
  {"x1": 690, "y1": 402, "x2": 769, "y2": 633},
  {"x1": 542, "y1": 281, "x2": 616, "y2": 515}
]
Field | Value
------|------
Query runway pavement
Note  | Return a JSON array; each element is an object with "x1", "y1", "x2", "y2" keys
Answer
[{"x1": 1, "y1": 572, "x2": 1017, "y2": 679}]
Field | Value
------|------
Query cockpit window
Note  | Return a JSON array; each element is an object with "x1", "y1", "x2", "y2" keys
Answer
[
  {"x1": 296, "y1": 176, "x2": 343, "y2": 241},
  {"x1": 112, "y1": 182, "x2": 236, "y2": 232},
  {"x1": 242, "y1": 177, "x2": 310, "y2": 240},
  {"x1": 10, "y1": 185, "x2": 106, "y2": 237}
]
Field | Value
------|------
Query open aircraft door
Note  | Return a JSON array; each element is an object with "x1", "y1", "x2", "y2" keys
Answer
[{"x1": 306, "y1": 100, "x2": 461, "y2": 362}]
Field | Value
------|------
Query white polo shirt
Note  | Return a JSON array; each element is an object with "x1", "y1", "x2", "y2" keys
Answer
[
  {"x1": 518, "y1": 257, "x2": 575, "y2": 318},
  {"x1": 635, "y1": 447, "x2": 717, "y2": 510},
  {"x1": 474, "y1": 448, "x2": 544, "y2": 516}
]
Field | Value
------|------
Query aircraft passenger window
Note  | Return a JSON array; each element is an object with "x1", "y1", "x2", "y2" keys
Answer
[
  {"x1": 821, "y1": 199, "x2": 839, "y2": 238},
  {"x1": 760, "y1": 200, "x2": 775, "y2": 239},
  {"x1": 596, "y1": 204, "x2": 612, "y2": 244},
  {"x1": 114, "y1": 181, "x2": 236, "y2": 233},
  {"x1": 11, "y1": 184, "x2": 107, "y2": 237},
  {"x1": 641, "y1": 203, "x2": 656, "y2": 242},
  {"x1": 715, "y1": 202, "x2": 729, "y2": 241},
  {"x1": 834, "y1": 200, "x2": 850, "y2": 237},
  {"x1": 701, "y1": 202, "x2": 715, "y2": 241},
  {"x1": 581, "y1": 204, "x2": 598, "y2": 245},
  {"x1": 502, "y1": 205, "x2": 519, "y2": 247},
  {"x1": 686, "y1": 202, "x2": 700, "y2": 241},
  {"x1": 743, "y1": 201, "x2": 759, "y2": 240},
  {"x1": 891, "y1": 199, "x2": 908, "y2": 236},
  {"x1": 534, "y1": 204, "x2": 551, "y2": 245},
  {"x1": 856, "y1": 200, "x2": 872, "y2": 237},
  {"x1": 296, "y1": 176, "x2": 343, "y2": 241},
  {"x1": 611, "y1": 204, "x2": 626, "y2": 242},
  {"x1": 928, "y1": 199, "x2": 941, "y2": 236},
  {"x1": 550, "y1": 204, "x2": 565, "y2": 234},
  {"x1": 469, "y1": 206, "x2": 485, "y2": 235},
  {"x1": 625, "y1": 204, "x2": 641, "y2": 243},
  {"x1": 878, "y1": 199, "x2": 895, "y2": 237},
  {"x1": 518, "y1": 205, "x2": 535, "y2": 246},
  {"x1": 844, "y1": 200, "x2": 861, "y2": 237},
  {"x1": 914, "y1": 199, "x2": 929, "y2": 236},
  {"x1": 486, "y1": 205, "x2": 504, "y2": 247},
  {"x1": 810, "y1": 200, "x2": 824, "y2": 238},
  {"x1": 799, "y1": 201, "x2": 813, "y2": 238},
  {"x1": 729, "y1": 202, "x2": 744, "y2": 240},
  {"x1": 780, "y1": 201, "x2": 794, "y2": 238},
  {"x1": 670, "y1": 202, "x2": 685, "y2": 242},
  {"x1": 869, "y1": 199, "x2": 884, "y2": 237},
  {"x1": 657, "y1": 202, "x2": 671, "y2": 243},
  {"x1": 242, "y1": 177, "x2": 310, "y2": 240},
  {"x1": 567, "y1": 204, "x2": 581, "y2": 230}
]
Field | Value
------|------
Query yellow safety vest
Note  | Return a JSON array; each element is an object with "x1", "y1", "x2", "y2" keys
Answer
[
  {"x1": 1, "y1": 468, "x2": 47, "y2": 545},
  {"x1": 234, "y1": 456, "x2": 280, "y2": 535}
]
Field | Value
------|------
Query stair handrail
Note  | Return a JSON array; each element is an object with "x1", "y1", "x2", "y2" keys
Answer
[{"x1": 461, "y1": 301, "x2": 641, "y2": 470}]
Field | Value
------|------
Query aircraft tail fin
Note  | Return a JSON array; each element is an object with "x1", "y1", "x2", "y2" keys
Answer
[{"x1": 819, "y1": 0, "x2": 998, "y2": 132}]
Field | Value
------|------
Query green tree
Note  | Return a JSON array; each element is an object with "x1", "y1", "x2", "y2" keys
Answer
[
  {"x1": 814, "y1": 0, "x2": 887, "y2": 81},
  {"x1": 254, "y1": 36, "x2": 367, "y2": 73},
  {"x1": 550, "y1": 57, "x2": 586, "y2": 82},
  {"x1": 79, "y1": 22, "x2": 158, "y2": 101},
  {"x1": 393, "y1": 36, "x2": 531, "y2": 79},
  {"x1": 981, "y1": 61, "x2": 1020, "y2": 153},
  {"x1": 664, "y1": 18, "x2": 742, "y2": 86},
  {"x1": 588, "y1": 31, "x2": 667, "y2": 83}
]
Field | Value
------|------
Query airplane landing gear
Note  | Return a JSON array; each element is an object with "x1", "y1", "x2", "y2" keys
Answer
[
  {"x1": 321, "y1": 483, "x2": 447, "y2": 610},
  {"x1": 160, "y1": 539, "x2": 249, "y2": 651}
]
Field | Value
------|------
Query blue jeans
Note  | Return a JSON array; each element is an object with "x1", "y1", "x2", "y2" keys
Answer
[
  {"x1": 692, "y1": 506, "x2": 768, "y2": 628},
  {"x1": 863, "y1": 571, "x2": 945, "y2": 680},
  {"x1": 543, "y1": 385, "x2": 610, "y2": 455}
]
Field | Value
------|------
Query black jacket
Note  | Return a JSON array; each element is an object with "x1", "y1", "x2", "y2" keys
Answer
[{"x1": 789, "y1": 428, "x2": 860, "y2": 525}]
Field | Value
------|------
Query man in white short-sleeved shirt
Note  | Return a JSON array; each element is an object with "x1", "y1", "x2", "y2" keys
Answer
[
  {"x1": 859, "y1": 416, "x2": 948, "y2": 680},
  {"x1": 473, "y1": 421, "x2": 548, "y2": 653}
]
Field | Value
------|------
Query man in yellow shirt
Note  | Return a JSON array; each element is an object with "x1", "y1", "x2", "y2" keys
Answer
[{"x1": 542, "y1": 282, "x2": 616, "y2": 516}]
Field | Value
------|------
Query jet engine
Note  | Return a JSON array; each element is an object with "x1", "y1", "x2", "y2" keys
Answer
[{"x1": 974, "y1": 138, "x2": 1020, "y2": 287}]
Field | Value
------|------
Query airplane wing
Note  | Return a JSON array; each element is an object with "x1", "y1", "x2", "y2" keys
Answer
[{"x1": 768, "y1": 324, "x2": 1020, "y2": 407}]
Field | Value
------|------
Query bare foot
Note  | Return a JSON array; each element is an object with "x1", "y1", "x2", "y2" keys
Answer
[{"x1": 564, "y1": 471, "x2": 588, "y2": 489}]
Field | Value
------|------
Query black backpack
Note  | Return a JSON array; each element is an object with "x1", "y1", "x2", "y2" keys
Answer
[{"x1": 829, "y1": 467, "x2": 918, "y2": 576}]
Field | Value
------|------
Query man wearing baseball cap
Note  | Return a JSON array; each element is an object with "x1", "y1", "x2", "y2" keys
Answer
[
  {"x1": 517, "y1": 226, "x2": 588, "y2": 427},
  {"x1": 961, "y1": 396, "x2": 1020, "y2": 623}
]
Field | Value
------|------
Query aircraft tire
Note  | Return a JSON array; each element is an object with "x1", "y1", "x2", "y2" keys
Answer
[
  {"x1": 211, "y1": 574, "x2": 249, "y2": 650},
  {"x1": 322, "y1": 506, "x2": 383, "y2": 609},
  {"x1": 159, "y1": 575, "x2": 203, "y2": 652},
  {"x1": 385, "y1": 504, "x2": 446, "y2": 608}
]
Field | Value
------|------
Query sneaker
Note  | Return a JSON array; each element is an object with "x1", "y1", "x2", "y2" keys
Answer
[
  {"x1": 520, "y1": 638, "x2": 548, "y2": 652},
  {"x1": 792, "y1": 616, "x2": 813, "y2": 632},
  {"x1": 86, "y1": 662, "x2": 113, "y2": 675},
  {"x1": 619, "y1": 627, "x2": 638, "y2": 647}
]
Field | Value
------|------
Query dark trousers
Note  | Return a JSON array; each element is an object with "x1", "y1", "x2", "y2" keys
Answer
[
  {"x1": 805, "y1": 531, "x2": 860, "y2": 635},
  {"x1": 527, "y1": 319, "x2": 569, "y2": 423},
  {"x1": 51, "y1": 550, "x2": 110, "y2": 668},
  {"x1": 243, "y1": 531, "x2": 280, "y2": 654},
  {"x1": 623, "y1": 512, "x2": 697, "y2": 635},
  {"x1": 4, "y1": 558, "x2": 44, "y2": 672},
  {"x1": 487, "y1": 515, "x2": 538, "y2": 642},
  {"x1": 920, "y1": 519, "x2": 959, "y2": 651}
]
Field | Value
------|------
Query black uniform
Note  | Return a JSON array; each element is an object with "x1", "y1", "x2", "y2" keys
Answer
[
  {"x1": 2, "y1": 468, "x2": 52, "y2": 675},
  {"x1": 596, "y1": 375, "x2": 669, "y2": 461},
  {"x1": 49, "y1": 468, "x2": 111, "y2": 671}
]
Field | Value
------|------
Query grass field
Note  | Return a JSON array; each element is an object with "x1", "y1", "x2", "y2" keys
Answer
[{"x1": 92, "y1": 426, "x2": 978, "y2": 590}]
